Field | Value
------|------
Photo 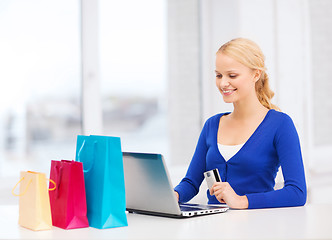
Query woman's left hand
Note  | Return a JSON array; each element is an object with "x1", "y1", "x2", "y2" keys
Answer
[{"x1": 210, "y1": 182, "x2": 249, "y2": 209}]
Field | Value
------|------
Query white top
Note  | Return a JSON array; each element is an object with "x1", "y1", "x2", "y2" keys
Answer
[{"x1": 218, "y1": 143, "x2": 244, "y2": 161}]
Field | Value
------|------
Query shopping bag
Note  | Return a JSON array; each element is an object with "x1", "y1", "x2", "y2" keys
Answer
[
  {"x1": 49, "y1": 160, "x2": 89, "y2": 229},
  {"x1": 12, "y1": 171, "x2": 56, "y2": 231},
  {"x1": 75, "y1": 135, "x2": 128, "y2": 229}
]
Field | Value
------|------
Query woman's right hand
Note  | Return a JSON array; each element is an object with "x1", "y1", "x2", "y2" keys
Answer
[{"x1": 174, "y1": 191, "x2": 179, "y2": 202}]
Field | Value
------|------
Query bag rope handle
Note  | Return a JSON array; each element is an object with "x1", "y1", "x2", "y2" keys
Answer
[
  {"x1": 48, "y1": 178, "x2": 56, "y2": 191},
  {"x1": 11, "y1": 177, "x2": 32, "y2": 197},
  {"x1": 12, "y1": 177, "x2": 56, "y2": 196},
  {"x1": 54, "y1": 165, "x2": 63, "y2": 198},
  {"x1": 77, "y1": 139, "x2": 96, "y2": 173}
]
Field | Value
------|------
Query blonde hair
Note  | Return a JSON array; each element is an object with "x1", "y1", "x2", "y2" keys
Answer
[{"x1": 217, "y1": 38, "x2": 279, "y2": 111}]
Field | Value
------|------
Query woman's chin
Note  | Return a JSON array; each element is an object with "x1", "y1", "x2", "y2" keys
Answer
[{"x1": 222, "y1": 97, "x2": 235, "y2": 104}]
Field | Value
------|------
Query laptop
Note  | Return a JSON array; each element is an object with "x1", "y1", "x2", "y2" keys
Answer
[{"x1": 122, "y1": 152, "x2": 228, "y2": 218}]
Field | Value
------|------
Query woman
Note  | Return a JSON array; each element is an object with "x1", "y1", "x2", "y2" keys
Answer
[{"x1": 174, "y1": 38, "x2": 307, "y2": 209}]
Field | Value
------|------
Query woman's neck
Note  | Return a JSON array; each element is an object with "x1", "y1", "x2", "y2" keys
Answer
[{"x1": 231, "y1": 98, "x2": 268, "y2": 120}]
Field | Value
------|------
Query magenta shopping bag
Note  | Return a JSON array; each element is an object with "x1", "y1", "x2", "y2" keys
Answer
[{"x1": 49, "y1": 160, "x2": 89, "y2": 229}]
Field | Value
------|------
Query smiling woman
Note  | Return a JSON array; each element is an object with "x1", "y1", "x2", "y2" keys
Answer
[
  {"x1": 216, "y1": 38, "x2": 278, "y2": 111},
  {"x1": 174, "y1": 38, "x2": 307, "y2": 209},
  {"x1": 215, "y1": 53, "x2": 258, "y2": 104}
]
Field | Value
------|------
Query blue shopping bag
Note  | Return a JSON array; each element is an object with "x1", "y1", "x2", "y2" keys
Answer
[{"x1": 75, "y1": 135, "x2": 128, "y2": 229}]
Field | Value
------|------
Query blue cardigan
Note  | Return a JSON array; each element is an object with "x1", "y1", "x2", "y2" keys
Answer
[{"x1": 174, "y1": 110, "x2": 307, "y2": 209}]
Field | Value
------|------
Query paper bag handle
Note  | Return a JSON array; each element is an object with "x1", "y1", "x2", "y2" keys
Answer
[
  {"x1": 11, "y1": 177, "x2": 32, "y2": 197},
  {"x1": 54, "y1": 165, "x2": 63, "y2": 198},
  {"x1": 48, "y1": 178, "x2": 56, "y2": 191},
  {"x1": 77, "y1": 139, "x2": 96, "y2": 173},
  {"x1": 12, "y1": 177, "x2": 56, "y2": 197}
]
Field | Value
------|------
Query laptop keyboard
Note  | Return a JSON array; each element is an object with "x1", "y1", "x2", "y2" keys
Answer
[
  {"x1": 180, "y1": 205, "x2": 204, "y2": 212},
  {"x1": 179, "y1": 203, "x2": 227, "y2": 212}
]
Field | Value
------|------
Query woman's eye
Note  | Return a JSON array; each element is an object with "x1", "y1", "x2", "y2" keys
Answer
[
  {"x1": 229, "y1": 75, "x2": 237, "y2": 78},
  {"x1": 216, "y1": 74, "x2": 222, "y2": 79}
]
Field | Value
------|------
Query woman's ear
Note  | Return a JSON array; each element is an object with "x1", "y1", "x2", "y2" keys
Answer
[{"x1": 253, "y1": 69, "x2": 262, "y2": 83}]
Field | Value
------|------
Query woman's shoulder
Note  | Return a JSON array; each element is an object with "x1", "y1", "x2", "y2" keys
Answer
[
  {"x1": 268, "y1": 109, "x2": 296, "y2": 130},
  {"x1": 269, "y1": 109, "x2": 293, "y2": 122},
  {"x1": 202, "y1": 112, "x2": 230, "y2": 129},
  {"x1": 205, "y1": 112, "x2": 230, "y2": 123}
]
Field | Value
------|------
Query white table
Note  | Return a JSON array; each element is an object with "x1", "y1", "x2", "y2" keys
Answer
[{"x1": 0, "y1": 204, "x2": 331, "y2": 239}]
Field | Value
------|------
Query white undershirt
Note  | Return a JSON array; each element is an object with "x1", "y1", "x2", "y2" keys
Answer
[{"x1": 218, "y1": 143, "x2": 244, "y2": 161}]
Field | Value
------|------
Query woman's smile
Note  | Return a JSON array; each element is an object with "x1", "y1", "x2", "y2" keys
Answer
[{"x1": 221, "y1": 88, "x2": 237, "y2": 96}]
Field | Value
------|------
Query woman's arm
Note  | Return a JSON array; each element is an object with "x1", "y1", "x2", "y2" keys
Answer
[
  {"x1": 211, "y1": 182, "x2": 249, "y2": 209},
  {"x1": 174, "y1": 191, "x2": 179, "y2": 202},
  {"x1": 246, "y1": 115, "x2": 307, "y2": 209},
  {"x1": 174, "y1": 121, "x2": 209, "y2": 203}
]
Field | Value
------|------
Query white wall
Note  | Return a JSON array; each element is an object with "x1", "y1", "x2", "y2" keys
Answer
[
  {"x1": 81, "y1": 0, "x2": 103, "y2": 135},
  {"x1": 167, "y1": 0, "x2": 202, "y2": 166}
]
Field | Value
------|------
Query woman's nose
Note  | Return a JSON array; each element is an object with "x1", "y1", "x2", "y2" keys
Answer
[{"x1": 219, "y1": 77, "x2": 230, "y2": 88}]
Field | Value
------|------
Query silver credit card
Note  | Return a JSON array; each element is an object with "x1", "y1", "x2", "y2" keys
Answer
[{"x1": 204, "y1": 168, "x2": 221, "y2": 193}]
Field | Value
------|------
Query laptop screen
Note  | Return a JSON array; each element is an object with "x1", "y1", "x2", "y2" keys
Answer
[{"x1": 122, "y1": 152, "x2": 181, "y2": 215}]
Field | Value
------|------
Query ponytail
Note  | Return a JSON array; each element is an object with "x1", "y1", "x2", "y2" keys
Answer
[{"x1": 256, "y1": 71, "x2": 280, "y2": 111}]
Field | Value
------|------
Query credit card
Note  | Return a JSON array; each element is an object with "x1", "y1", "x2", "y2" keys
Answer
[{"x1": 204, "y1": 168, "x2": 221, "y2": 193}]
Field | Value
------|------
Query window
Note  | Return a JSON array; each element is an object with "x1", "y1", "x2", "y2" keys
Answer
[
  {"x1": 99, "y1": 0, "x2": 168, "y2": 156},
  {"x1": 0, "y1": 0, "x2": 80, "y2": 178}
]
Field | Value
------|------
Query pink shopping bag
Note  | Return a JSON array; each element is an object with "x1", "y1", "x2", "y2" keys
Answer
[{"x1": 49, "y1": 160, "x2": 89, "y2": 229}]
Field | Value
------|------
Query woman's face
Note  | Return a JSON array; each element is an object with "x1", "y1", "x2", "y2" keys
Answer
[{"x1": 215, "y1": 52, "x2": 259, "y2": 104}]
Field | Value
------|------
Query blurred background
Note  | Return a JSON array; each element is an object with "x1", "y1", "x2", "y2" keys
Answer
[{"x1": 0, "y1": 0, "x2": 331, "y2": 205}]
